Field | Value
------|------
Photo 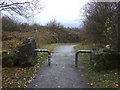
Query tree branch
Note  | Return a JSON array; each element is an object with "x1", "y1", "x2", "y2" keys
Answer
[{"x1": 0, "y1": 2, "x2": 29, "y2": 10}]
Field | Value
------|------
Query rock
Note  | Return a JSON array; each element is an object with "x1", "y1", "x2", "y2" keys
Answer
[
  {"x1": 2, "y1": 37, "x2": 38, "y2": 67},
  {"x1": 18, "y1": 37, "x2": 38, "y2": 67}
]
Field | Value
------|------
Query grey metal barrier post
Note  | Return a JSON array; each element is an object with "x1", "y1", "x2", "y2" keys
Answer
[
  {"x1": 75, "y1": 50, "x2": 93, "y2": 67},
  {"x1": 34, "y1": 49, "x2": 51, "y2": 66}
]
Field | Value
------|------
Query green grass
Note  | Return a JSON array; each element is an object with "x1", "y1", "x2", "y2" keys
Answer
[
  {"x1": 88, "y1": 70, "x2": 119, "y2": 88},
  {"x1": 74, "y1": 43, "x2": 99, "y2": 64},
  {"x1": 74, "y1": 43, "x2": 119, "y2": 88},
  {"x1": 42, "y1": 43, "x2": 78, "y2": 51},
  {"x1": 41, "y1": 43, "x2": 62, "y2": 51},
  {"x1": 2, "y1": 43, "x2": 67, "y2": 88}
]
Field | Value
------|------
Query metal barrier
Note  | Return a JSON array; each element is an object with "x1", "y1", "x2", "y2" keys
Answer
[
  {"x1": 34, "y1": 49, "x2": 51, "y2": 65},
  {"x1": 75, "y1": 50, "x2": 93, "y2": 67}
]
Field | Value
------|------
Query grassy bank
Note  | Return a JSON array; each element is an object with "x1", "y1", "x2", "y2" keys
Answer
[
  {"x1": 2, "y1": 43, "x2": 66, "y2": 88},
  {"x1": 74, "y1": 43, "x2": 119, "y2": 88}
]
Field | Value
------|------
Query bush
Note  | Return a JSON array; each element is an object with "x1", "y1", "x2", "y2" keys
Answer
[
  {"x1": 2, "y1": 50, "x2": 19, "y2": 67},
  {"x1": 93, "y1": 52, "x2": 120, "y2": 71},
  {"x1": 2, "y1": 50, "x2": 38, "y2": 67},
  {"x1": 2, "y1": 16, "x2": 19, "y2": 32}
]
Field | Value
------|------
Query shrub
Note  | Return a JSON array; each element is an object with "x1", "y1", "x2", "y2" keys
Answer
[
  {"x1": 93, "y1": 52, "x2": 120, "y2": 71},
  {"x1": 2, "y1": 16, "x2": 19, "y2": 31},
  {"x1": 2, "y1": 49, "x2": 38, "y2": 67},
  {"x1": 2, "y1": 50, "x2": 19, "y2": 67}
]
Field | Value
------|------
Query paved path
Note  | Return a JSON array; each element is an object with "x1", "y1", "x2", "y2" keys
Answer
[{"x1": 27, "y1": 45, "x2": 90, "y2": 88}]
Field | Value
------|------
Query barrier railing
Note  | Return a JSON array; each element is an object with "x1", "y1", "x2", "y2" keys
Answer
[
  {"x1": 75, "y1": 50, "x2": 93, "y2": 67},
  {"x1": 34, "y1": 49, "x2": 51, "y2": 65}
]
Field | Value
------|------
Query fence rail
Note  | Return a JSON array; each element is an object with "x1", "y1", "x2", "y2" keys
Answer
[
  {"x1": 75, "y1": 50, "x2": 93, "y2": 67},
  {"x1": 34, "y1": 49, "x2": 51, "y2": 65}
]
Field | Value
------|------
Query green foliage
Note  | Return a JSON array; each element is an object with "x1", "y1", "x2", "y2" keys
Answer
[
  {"x1": 94, "y1": 52, "x2": 119, "y2": 71},
  {"x1": 104, "y1": 18, "x2": 113, "y2": 44},
  {"x1": 83, "y1": 2, "x2": 119, "y2": 50},
  {"x1": 0, "y1": 50, "x2": 9, "y2": 53},
  {"x1": 2, "y1": 16, "x2": 19, "y2": 32},
  {"x1": 2, "y1": 50, "x2": 19, "y2": 67}
]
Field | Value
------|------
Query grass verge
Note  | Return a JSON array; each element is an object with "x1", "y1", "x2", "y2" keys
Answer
[
  {"x1": 2, "y1": 43, "x2": 68, "y2": 88},
  {"x1": 41, "y1": 43, "x2": 78, "y2": 51},
  {"x1": 74, "y1": 43, "x2": 119, "y2": 88}
]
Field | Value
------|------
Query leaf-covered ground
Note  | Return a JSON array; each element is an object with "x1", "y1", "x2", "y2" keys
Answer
[
  {"x1": 87, "y1": 70, "x2": 119, "y2": 88},
  {"x1": 2, "y1": 53, "x2": 46, "y2": 88}
]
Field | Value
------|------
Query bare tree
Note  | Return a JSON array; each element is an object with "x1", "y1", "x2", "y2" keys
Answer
[{"x1": 0, "y1": 0, "x2": 43, "y2": 18}]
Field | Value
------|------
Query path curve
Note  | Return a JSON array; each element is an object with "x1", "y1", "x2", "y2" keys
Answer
[{"x1": 27, "y1": 45, "x2": 90, "y2": 88}]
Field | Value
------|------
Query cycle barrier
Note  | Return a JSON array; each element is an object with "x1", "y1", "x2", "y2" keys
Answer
[
  {"x1": 34, "y1": 49, "x2": 51, "y2": 66},
  {"x1": 75, "y1": 50, "x2": 93, "y2": 67}
]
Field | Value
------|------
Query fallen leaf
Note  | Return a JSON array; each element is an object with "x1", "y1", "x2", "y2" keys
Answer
[
  {"x1": 114, "y1": 84, "x2": 119, "y2": 87},
  {"x1": 90, "y1": 83, "x2": 93, "y2": 86},
  {"x1": 28, "y1": 80, "x2": 32, "y2": 83}
]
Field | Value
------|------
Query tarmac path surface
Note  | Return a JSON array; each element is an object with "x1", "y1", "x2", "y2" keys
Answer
[{"x1": 27, "y1": 45, "x2": 91, "y2": 88}]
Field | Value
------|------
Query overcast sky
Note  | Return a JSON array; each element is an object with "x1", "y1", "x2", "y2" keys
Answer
[
  {"x1": 2, "y1": 0, "x2": 90, "y2": 28},
  {"x1": 32, "y1": 0, "x2": 90, "y2": 28},
  {"x1": 2, "y1": 0, "x2": 119, "y2": 28}
]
